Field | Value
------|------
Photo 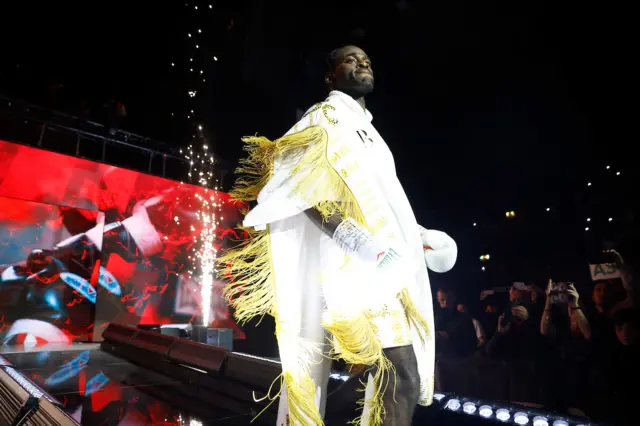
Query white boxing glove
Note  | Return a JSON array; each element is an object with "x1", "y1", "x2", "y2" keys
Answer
[
  {"x1": 333, "y1": 218, "x2": 403, "y2": 269},
  {"x1": 418, "y1": 225, "x2": 457, "y2": 273}
]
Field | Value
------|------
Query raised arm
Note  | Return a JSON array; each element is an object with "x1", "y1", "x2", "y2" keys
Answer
[{"x1": 305, "y1": 207, "x2": 403, "y2": 268}]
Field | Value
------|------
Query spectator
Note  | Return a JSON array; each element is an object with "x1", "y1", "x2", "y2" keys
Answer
[
  {"x1": 540, "y1": 280, "x2": 591, "y2": 345},
  {"x1": 434, "y1": 289, "x2": 477, "y2": 357},
  {"x1": 600, "y1": 309, "x2": 640, "y2": 425},
  {"x1": 539, "y1": 280, "x2": 591, "y2": 412},
  {"x1": 586, "y1": 250, "x2": 634, "y2": 356},
  {"x1": 457, "y1": 303, "x2": 486, "y2": 348},
  {"x1": 485, "y1": 292, "x2": 539, "y2": 359}
]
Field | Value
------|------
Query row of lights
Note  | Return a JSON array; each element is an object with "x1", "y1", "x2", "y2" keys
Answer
[
  {"x1": 473, "y1": 164, "x2": 623, "y2": 229},
  {"x1": 435, "y1": 392, "x2": 592, "y2": 426}
]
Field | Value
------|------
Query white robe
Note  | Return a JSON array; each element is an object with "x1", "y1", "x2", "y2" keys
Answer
[{"x1": 240, "y1": 91, "x2": 454, "y2": 425}]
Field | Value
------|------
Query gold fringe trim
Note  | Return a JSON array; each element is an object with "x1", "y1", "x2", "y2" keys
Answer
[
  {"x1": 398, "y1": 288, "x2": 431, "y2": 347},
  {"x1": 282, "y1": 371, "x2": 324, "y2": 426},
  {"x1": 250, "y1": 370, "x2": 324, "y2": 426},
  {"x1": 229, "y1": 135, "x2": 276, "y2": 202},
  {"x1": 323, "y1": 313, "x2": 394, "y2": 426},
  {"x1": 218, "y1": 226, "x2": 275, "y2": 324},
  {"x1": 231, "y1": 126, "x2": 368, "y2": 227}
]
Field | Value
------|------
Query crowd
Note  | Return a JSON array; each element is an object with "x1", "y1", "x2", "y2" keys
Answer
[{"x1": 434, "y1": 250, "x2": 638, "y2": 425}]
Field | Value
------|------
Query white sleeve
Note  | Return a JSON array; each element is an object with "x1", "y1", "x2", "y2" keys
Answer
[{"x1": 243, "y1": 102, "x2": 347, "y2": 229}]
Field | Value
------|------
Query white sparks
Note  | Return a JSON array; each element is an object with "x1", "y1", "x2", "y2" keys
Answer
[{"x1": 181, "y1": 141, "x2": 222, "y2": 326}]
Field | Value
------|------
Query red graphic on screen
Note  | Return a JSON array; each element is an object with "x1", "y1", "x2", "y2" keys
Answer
[{"x1": 0, "y1": 140, "x2": 247, "y2": 343}]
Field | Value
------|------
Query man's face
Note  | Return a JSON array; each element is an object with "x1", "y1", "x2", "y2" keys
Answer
[
  {"x1": 437, "y1": 291, "x2": 448, "y2": 309},
  {"x1": 457, "y1": 304, "x2": 467, "y2": 313},
  {"x1": 328, "y1": 46, "x2": 374, "y2": 96}
]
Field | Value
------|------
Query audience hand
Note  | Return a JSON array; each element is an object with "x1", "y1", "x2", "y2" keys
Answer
[
  {"x1": 480, "y1": 289, "x2": 495, "y2": 300},
  {"x1": 567, "y1": 283, "x2": 580, "y2": 308},
  {"x1": 497, "y1": 314, "x2": 511, "y2": 333},
  {"x1": 512, "y1": 305, "x2": 529, "y2": 322}
]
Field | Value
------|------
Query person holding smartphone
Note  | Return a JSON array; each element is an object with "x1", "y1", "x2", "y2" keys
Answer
[{"x1": 540, "y1": 280, "x2": 591, "y2": 342}]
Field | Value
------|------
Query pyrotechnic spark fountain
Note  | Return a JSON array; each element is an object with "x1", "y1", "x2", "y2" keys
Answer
[{"x1": 182, "y1": 142, "x2": 222, "y2": 326}]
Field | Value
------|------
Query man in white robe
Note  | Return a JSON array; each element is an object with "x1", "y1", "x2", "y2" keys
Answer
[{"x1": 220, "y1": 45, "x2": 457, "y2": 426}]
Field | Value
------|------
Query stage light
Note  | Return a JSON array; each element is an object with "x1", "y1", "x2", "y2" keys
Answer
[
  {"x1": 479, "y1": 405, "x2": 493, "y2": 418},
  {"x1": 587, "y1": 182, "x2": 591, "y2": 186},
  {"x1": 496, "y1": 408, "x2": 510, "y2": 421},
  {"x1": 473, "y1": 222, "x2": 477, "y2": 226},
  {"x1": 198, "y1": 125, "x2": 203, "y2": 130},
  {"x1": 514, "y1": 412, "x2": 529, "y2": 425},
  {"x1": 328, "y1": 373, "x2": 349, "y2": 382},
  {"x1": 533, "y1": 416, "x2": 548, "y2": 426},
  {"x1": 482, "y1": 266, "x2": 486, "y2": 271},
  {"x1": 609, "y1": 217, "x2": 613, "y2": 222},
  {"x1": 606, "y1": 165, "x2": 610, "y2": 169},
  {"x1": 213, "y1": 56, "x2": 218, "y2": 61},
  {"x1": 616, "y1": 171, "x2": 621, "y2": 175},
  {"x1": 198, "y1": 29, "x2": 202, "y2": 33},
  {"x1": 552, "y1": 421, "x2": 568, "y2": 426},
  {"x1": 462, "y1": 402, "x2": 476, "y2": 414},
  {"x1": 445, "y1": 399, "x2": 461, "y2": 411},
  {"x1": 209, "y1": 4, "x2": 212, "y2": 8},
  {"x1": 171, "y1": 62, "x2": 175, "y2": 66},
  {"x1": 433, "y1": 393, "x2": 445, "y2": 401},
  {"x1": 196, "y1": 45, "x2": 200, "y2": 49},
  {"x1": 480, "y1": 254, "x2": 490, "y2": 261},
  {"x1": 546, "y1": 207, "x2": 550, "y2": 212},
  {"x1": 585, "y1": 227, "x2": 589, "y2": 231},
  {"x1": 188, "y1": 33, "x2": 192, "y2": 37},
  {"x1": 586, "y1": 218, "x2": 591, "y2": 222}
]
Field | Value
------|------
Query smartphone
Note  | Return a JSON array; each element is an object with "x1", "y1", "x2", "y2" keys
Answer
[{"x1": 549, "y1": 281, "x2": 569, "y2": 304}]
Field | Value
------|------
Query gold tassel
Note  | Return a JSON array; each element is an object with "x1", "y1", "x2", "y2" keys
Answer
[
  {"x1": 398, "y1": 289, "x2": 431, "y2": 346},
  {"x1": 218, "y1": 226, "x2": 275, "y2": 324},
  {"x1": 229, "y1": 135, "x2": 276, "y2": 202},
  {"x1": 231, "y1": 126, "x2": 369, "y2": 227},
  {"x1": 323, "y1": 313, "x2": 395, "y2": 426},
  {"x1": 281, "y1": 371, "x2": 325, "y2": 426}
]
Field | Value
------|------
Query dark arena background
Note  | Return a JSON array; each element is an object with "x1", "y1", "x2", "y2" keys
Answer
[{"x1": 0, "y1": 1, "x2": 635, "y2": 426}]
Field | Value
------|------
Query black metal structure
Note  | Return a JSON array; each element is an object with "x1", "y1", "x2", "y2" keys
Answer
[{"x1": 0, "y1": 94, "x2": 228, "y2": 187}]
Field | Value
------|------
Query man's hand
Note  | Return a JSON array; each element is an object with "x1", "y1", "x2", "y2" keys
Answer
[{"x1": 567, "y1": 283, "x2": 580, "y2": 308}]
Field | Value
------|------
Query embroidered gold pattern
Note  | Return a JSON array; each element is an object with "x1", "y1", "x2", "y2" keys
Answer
[
  {"x1": 303, "y1": 103, "x2": 338, "y2": 126},
  {"x1": 417, "y1": 375, "x2": 435, "y2": 406}
]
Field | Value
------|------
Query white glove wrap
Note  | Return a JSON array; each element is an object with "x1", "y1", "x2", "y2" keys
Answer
[
  {"x1": 418, "y1": 225, "x2": 457, "y2": 273},
  {"x1": 333, "y1": 218, "x2": 400, "y2": 268}
]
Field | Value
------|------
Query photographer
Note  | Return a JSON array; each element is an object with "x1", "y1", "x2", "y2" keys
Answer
[
  {"x1": 539, "y1": 280, "x2": 591, "y2": 412},
  {"x1": 540, "y1": 280, "x2": 591, "y2": 342},
  {"x1": 484, "y1": 285, "x2": 538, "y2": 359}
]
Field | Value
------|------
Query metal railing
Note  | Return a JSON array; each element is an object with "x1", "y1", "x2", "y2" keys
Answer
[{"x1": 0, "y1": 94, "x2": 227, "y2": 186}]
